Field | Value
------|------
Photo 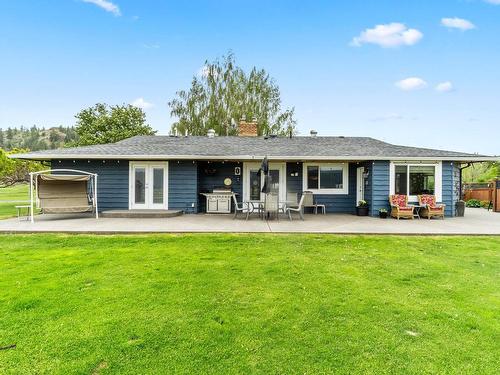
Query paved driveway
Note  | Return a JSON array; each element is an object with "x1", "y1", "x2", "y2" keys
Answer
[{"x1": 0, "y1": 208, "x2": 499, "y2": 235}]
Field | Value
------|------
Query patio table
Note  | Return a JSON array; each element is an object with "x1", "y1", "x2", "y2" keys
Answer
[
  {"x1": 246, "y1": 201, "x2": 296, "y2": 220},
  {"x1": 411, "y1": 205, "x2": 424, "y2": 219}
]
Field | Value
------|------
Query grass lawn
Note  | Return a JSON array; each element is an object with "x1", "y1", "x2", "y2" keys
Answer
[
  {"x1": 0, "y1": 234, "x2": 499, "y2": 374},
  {"x1": 0, "y1": 184, "x2": 30, "y2": 219}
]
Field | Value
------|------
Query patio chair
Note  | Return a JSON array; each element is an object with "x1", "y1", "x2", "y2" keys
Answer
[
  {"x1": 418, "y1": 195, "x2": 445, "y2": 220},
  {"x1": 302, "y1": 191, "x2": 326, "y2": 214},
  {"x1": 389, "y1": 195, "x2": 414, "y2": 220},
  {"x1": 232, "y1": 194, "x2": 250, "y2": 220},
  {"x1": 287, "y1": 192, "x2": 298, "y2": 207},
  {"x1": 286, "y1": 193, "x2": 305, "y2": 221},
  {"x1": 264, "y1": 192, "x2": 280, "y2": 220}
]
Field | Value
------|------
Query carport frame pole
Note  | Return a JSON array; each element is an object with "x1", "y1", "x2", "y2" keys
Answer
[
  {"x1": 30, "y1": 173, "x2": 34, "y2": 223},
  {"x1": 94, "y1": 174, "x2": 98, "y2": 219}
]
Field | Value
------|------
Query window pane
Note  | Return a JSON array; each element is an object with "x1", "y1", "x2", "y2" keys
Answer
[
  {"x1": 269, "y1": 170, "x2": 280, "y2": 194},
  {"x1": 410, "y1": 166, "x2": 435, "y2": 195},
  {"x1": 134, "y1": 168, "x2": 145, "y2": 204},
  {"x1": 395, "y1": 165, "x2": 407, "y2": 195},
  {"x1": 320, "y1": 166, "x2": 343, "y2": 189},
  {"x1": 250, "y1": 170, "x2": 261, "y2": 200},
  {"x1": 307, "y1": 166, "x2": 319, "y2": 189},
  {"x1": 153, "y1": 168, "x2": 164, "y2": 204}
]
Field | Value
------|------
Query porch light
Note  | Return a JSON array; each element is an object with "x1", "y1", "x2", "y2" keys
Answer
[{"x1": 363, "y1": 171, "x2": 370, "y2": 179}]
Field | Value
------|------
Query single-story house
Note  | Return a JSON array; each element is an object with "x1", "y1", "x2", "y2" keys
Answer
[{"x1": 11, "y1": 120, "x2": 498, "y2": 217}]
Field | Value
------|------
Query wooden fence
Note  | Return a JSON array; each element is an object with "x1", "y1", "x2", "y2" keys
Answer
[{"x1": 463, "y1": 179, "x2": 500, "y2": 212}]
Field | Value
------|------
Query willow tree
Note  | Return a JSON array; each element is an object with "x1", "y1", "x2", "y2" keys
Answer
[{"x1": 168, "y1": 53, "x2": 297, "y2": 136}]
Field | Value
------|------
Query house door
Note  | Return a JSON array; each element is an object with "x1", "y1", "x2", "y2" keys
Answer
[
  {"x1": 130, "y1": 162, "x2": 168, "y2": 209},
  {"x1": 243, "y1": 162, "x2": 286, "y2": 203},
  {"x1": 356, "y1": 167, "x2": 365, "y2": 204}
]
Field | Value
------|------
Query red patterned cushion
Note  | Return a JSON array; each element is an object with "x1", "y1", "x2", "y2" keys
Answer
[
  {"x1": 398, "y1": 207, "x2": 414, "y2": 212},
  {"x1": 391, "y1": 195, "x2": 407, "y2": 207},
  {"x1": 419, "y1": 195, "x2": 435, "y2": 206},
  {"x1": 429, "y1": 205, "x2": 444, "y2": 210}
]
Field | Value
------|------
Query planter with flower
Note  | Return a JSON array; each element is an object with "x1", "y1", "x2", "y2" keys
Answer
[
  {"x1": 379, "y1": 208, "x2": 388, "y2": 219},
  {"x1": 356, "y1": 200, "x2": 369, "y2": 216}
]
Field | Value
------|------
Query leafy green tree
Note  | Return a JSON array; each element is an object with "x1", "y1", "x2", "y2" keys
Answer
[
  {"x1": 169, "y1": 52, "x2": 297, "y2": 136},
  {"x1": 463, "y1": 162, "x2": 500, "y2": 183},
  {"x1": 0, "y1": 148, "x2": 44, "y2": 188},
  {"x1": 72, "y1": 103, "x2": 156, "y2": 146}
]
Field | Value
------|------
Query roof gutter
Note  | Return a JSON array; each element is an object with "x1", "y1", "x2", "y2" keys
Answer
[{"x1": 8, "y1": 154, "x2": 500, "y2": 162}]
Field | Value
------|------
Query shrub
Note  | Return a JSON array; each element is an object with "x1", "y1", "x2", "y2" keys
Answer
[
  {"x1": 465, "y1": 199, "x2": 481, "y2": 208},
  {"x1": 480, "y1": 200, "x2": 491, "y2": 209}
]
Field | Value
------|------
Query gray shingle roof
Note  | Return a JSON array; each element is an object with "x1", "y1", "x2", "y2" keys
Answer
[{"x1": 10, "y1": 135, "x2": 495, "y2": 161}]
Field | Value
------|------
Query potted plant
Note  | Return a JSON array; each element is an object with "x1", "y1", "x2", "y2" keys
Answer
[
  {"x1": 356, "y1": 200, "x2": 369, "y2": 216},
  {"x1": 379, "y1": 208, "x2": 388, "y2": 219}
]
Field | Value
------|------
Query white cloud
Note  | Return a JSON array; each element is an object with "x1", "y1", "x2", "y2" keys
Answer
[
  {"x1": 351, "y1": 23, "x2": 423, "y2": 48},
  {"x1": 131, "y1": 97, "x2": 153, "y2": 109},
  {"x1": 395, "y1": 77, "x2": 428, "y2": 91},
  {"x1": 441, "y1": 17, "x2": 475, "y2": 31},
  {"x1": 82, "y1": 0, "x2": 121, "y2": 16},
  {"x1": 435, "y1": 81, "x2": 454, "y2": 93},
  {"x1": 484, "y1": 0, "x2": 500, "y2": 4}
]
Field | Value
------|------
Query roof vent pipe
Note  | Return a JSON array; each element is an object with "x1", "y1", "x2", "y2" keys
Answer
[
  {"x1": 207, "y1": 129, "x2": 216, "y2": 138},
  {"x1": 310, "y1": 130, "x2": 318, "y2": 137}
]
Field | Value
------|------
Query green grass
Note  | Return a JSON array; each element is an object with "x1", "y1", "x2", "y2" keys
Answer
[
  {"x1": 0, "y1": 234, "x2": 499, "y2": 374},
  {"x1": 0, "y1": 184, "x2": 30, "y2": 219}
]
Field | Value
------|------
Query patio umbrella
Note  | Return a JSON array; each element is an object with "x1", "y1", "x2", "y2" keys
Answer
[{"x1": 260, "y1": 157, "x2": 271, "y2": 194}]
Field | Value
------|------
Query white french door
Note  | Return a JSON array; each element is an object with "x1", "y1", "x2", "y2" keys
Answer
[
  {"x1": 356, "y1": 167, "x2": 365, "y2": 204},
  {"x1": 130, "y1": 162, "x2": 168, "y2": 209},
  {"x1": 243, "y1": 162, "x2": 286, "y2": 203}
]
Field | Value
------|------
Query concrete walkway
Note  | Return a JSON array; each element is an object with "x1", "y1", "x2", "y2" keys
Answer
[{"x1": 0, "y1": 208, "x2": 499, "y2": 235}]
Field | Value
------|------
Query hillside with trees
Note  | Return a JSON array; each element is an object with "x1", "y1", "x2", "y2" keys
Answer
[{"x1": 0, "y1": 126, "x2": 78, "y2": 151}]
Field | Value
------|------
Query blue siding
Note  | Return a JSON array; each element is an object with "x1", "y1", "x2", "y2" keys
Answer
[
  {"x1": 197, "y1": 161, "x2": 242, "y2": 213},
  {"x1": 169, "y1": 161, "x2": 198, "y2": 213},
  {"x1": 370, "y1": 161, "x2": 390, "y2": 216},
  {"x1": 286, "y1": 162, "x2": 303, "y2": 196},
  {"x1": 53, "y1": 159, "x2": 129, "y2": 211},
  {"x1": 442, "y1": 161, "x2": 454, "y2": 217}
]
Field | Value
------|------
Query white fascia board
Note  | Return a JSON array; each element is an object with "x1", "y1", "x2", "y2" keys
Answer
[{"x1": 8, "y1": 154, "x2": 500, "y2": 162}]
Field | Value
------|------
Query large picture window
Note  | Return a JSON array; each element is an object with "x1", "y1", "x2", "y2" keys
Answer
[
  {"x1": 392, "y1": 163, "x2": 440, "y2": 201},
  {"x1": 303, "y1": 163, "x2": 348, "y2": 194}
]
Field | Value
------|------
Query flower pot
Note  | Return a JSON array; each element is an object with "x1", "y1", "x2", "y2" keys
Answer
[
  {"x1": 379, "y1": 211, "x2": 388, "y2": 219},
  {"x1": 356, "y1": 206, "x2": 369, "y2": 216}
]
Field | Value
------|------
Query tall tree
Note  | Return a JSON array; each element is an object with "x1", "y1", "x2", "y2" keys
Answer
[
  {"x1": 73, "y1": 103, "x2": 156, "y2": 146},
  {"x1": 168, "y1": 53, "x2": 297, "y2": 136}
]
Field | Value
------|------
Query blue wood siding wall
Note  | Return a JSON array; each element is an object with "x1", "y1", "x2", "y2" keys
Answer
[
  {"x1": 53, "y1": 159, "x2": 129, "y2": 211},
  {"x1": 453, "y1": 162, "x2": 461, "y2": 216},
  {"x1": 169, "y1": 161, "x2": 198, "y2": 213},
  {"x1": 197, "y1": 161, "x2": 243, "y2": 213},
  {"x1": 442, "y1": 161, "x2": 454, "y2": 217},
  {"x1": 370, "y1": 161, "x2": 390, "y2": 216},
  {"x1": 286, "y1": 162, "x2": 303, "y2": 197}
]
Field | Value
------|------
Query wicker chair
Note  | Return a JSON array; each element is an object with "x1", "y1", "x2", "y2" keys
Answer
[
  {"x1": 389, "y1": 195, "x2": 414, "y2": 220},
  {"x1": 418, "y1": 195, "x2": 445, "y2": 219}
]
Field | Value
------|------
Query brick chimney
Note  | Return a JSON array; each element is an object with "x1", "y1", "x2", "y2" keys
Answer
[{"x1": 238, "y1": 116, "x2": 258, "y2": 137}]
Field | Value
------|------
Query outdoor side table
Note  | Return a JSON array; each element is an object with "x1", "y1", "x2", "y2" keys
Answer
[
  {"x1": 412, "y1": 205, "x2": 423, "y2": 219},
  {"x1": 15, "y1": 205, "x2": 31, "y2": 221}
]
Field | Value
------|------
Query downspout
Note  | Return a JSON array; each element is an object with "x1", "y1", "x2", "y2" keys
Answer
[{"x1": 458, "y1": 162, "x2": 471, "y2": 200}]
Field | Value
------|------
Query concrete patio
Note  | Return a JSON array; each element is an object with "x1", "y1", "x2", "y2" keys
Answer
[{"x1": 0, "y1": 208, "x2": 499, "y2": 235}]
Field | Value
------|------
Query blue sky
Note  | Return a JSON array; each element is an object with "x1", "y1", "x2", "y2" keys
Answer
[{"x1": 0, "y1": 0, "x2": 499, "y2": 155}]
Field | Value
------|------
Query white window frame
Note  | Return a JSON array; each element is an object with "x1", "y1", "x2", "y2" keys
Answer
[
  {"x1": 302, "y1": 162, "x2": 349, "y2": 195},
  {"x1": 129, "y1": 161, "x2": 169, "y2": 209},
  {"x1": 389, "y1": 161, "x2": 442, "y2": 203}
]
